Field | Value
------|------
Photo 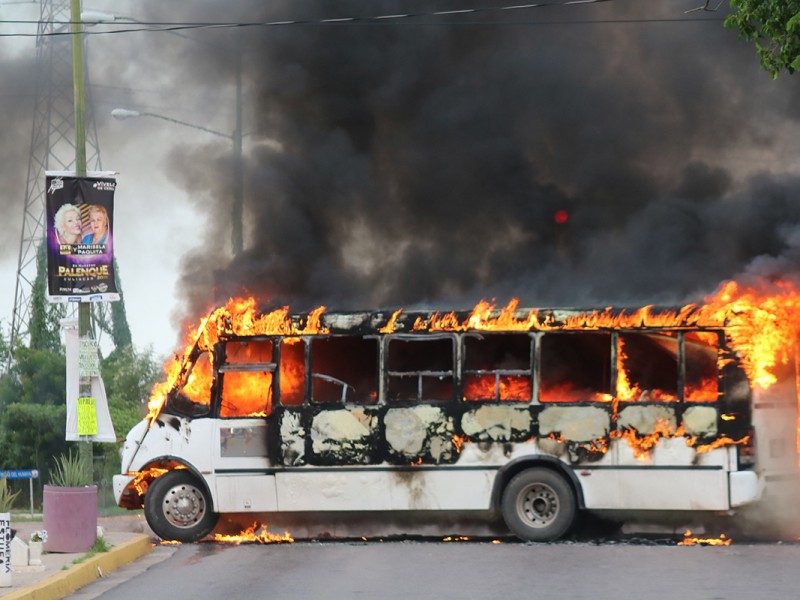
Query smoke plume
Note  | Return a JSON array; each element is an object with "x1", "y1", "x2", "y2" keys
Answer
[{"x1": 133, "y1": 0, "x2": 800, "y2": 319}]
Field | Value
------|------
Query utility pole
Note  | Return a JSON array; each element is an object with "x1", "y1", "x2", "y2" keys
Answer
[
  {"x1": 70, "y1": 0, "x2": 92, "y2": 478},
  {"x1": 8, "y1": 0, "x2": 131, "y2": 369},
  {"x1": 232, "y1": 49, "x2": 244, "y2": 257}
]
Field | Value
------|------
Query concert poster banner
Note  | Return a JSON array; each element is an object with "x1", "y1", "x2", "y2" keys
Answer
[{"x1": 45, "y1": 171, "x2": 120, "y2": 303}]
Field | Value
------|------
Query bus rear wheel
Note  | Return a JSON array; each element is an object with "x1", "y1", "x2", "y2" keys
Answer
[
  {"x1": 501, "y1": 467, "x2": 576, "y2": 542},
  {"x1": 145, "y1": 470, "x2": 219, "y2": 543}
]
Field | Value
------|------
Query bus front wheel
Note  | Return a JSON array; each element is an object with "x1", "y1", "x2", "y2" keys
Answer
[
  {"x1": 501, "y1": 467, "x2": 576, "y2": 542},
  {"x1": 144, "y1": 470, "x2": 219, "y2": 543}
]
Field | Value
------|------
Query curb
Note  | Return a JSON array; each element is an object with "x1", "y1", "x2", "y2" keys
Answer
[{"x1": 2, "y1": 534, "x2": 152, "y2": 600}]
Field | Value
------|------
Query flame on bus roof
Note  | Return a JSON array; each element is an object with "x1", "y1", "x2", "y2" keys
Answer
[{"x1": 146, "y1": 278, "x2": 800, "y2": 422}]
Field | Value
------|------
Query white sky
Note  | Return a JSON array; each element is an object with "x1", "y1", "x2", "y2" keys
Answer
[
  {"x1": 0, "y1": 0, "x2": 237, "y2": 360},
  {"x1": 3, "y1": 1, "x2": 800, "y2": 363}
]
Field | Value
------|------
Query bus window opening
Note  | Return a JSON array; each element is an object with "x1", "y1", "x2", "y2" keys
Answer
[
  {"x1": 220, "y1": 340, "x2": 275, "y2": 417},
  {"x1": 463, "y1": 334, "x2": 532, "y2": 402},
  {"x1": 168, "y1": 350, "x2": 213, "y2": 417},
  {"x1": 280, "y1": 338, "x2": 305, "y2": 406},
  {"x1": 220, "y1": 371, "x2": 273, "y2": 417},
  {"x1": 311, "y1": 337, "x2": 378, "y2": 404},
  {"x1": 685, "y1": 331, "x2": 720, "y2": 402},
  {"x1": 617, "y1": 333, "x2": 678, "y2": 402},
  {"x1": 540, "y1": 333, "x2": 612, "y2": 402},
  {"x1": 387, "y1": 337, "x2": 454, "y2": 402}
]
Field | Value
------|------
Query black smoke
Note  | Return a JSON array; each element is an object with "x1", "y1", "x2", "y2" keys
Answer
[
  {"x1": 0, "y1": 51, "x2": 36, "y2": 258},
  {"x1": 138, "y1": 0, "x2": 800, "y2": 317}
]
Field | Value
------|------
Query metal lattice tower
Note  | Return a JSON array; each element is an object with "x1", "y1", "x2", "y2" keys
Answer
[{"x1": 9, "y1": 0, "x2": 126, "y2": 354}]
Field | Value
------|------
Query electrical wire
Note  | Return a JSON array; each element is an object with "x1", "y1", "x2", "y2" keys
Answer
[{"x1": 0, "y1": 0, "x2": 725, "y2": 38}]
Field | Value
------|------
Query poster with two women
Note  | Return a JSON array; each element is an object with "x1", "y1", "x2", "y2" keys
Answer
[{"x1": 45, "y1": 171, "x2": 120, "y2": 302}]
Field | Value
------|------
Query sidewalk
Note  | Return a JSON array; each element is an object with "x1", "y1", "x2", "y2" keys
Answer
[{"x1": 1, "y1": 514, "x2": 155, "y2": 600}]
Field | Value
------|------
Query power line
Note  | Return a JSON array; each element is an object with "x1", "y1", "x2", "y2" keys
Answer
[{"x1": 0, "y1": 1, "x2": 727, "y2": 38}]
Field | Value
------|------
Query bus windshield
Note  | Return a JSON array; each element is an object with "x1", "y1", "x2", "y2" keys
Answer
[{"x1": 165, "y1": 351, "x2": 213, "y2": 417}]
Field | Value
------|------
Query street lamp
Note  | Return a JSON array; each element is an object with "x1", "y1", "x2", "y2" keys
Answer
[
  {"x1": 111, "y1": 107, "x2": 244, "y2": 256},
  {"x1": 87, "y1": 9, "x2": 245, "y2": 257}
]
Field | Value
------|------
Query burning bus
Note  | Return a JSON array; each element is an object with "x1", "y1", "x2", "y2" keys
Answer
[{"x1": 113, "y1": 283, "x2": 800, "y2": 542}]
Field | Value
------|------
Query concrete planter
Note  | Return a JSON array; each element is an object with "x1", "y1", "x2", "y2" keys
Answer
[
  {"x1": 43, "y1": 485, "x2": 98, "y2": 553},
  {"x1": 29, "y1": 540, "x2": 43, "y2": 565},
  {"x1": 0, "y1": 512, "x2": 11, "y2": 587}
]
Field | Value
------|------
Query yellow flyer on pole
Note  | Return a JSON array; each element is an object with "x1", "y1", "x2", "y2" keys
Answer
[{"x1": 77, "y1": 396, "x2": 98, "y2": 436}]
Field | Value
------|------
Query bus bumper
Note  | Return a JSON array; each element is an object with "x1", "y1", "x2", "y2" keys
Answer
[
  {"x1": 113, "y1": 474, "x2": 136, "y2": 507},
  {"x1": 729, "y1": 471, "x2": 760, "y2": 507}
]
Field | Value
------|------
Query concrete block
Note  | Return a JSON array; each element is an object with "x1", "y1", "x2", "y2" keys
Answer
[{"x1": 10, "y1": 537, "x2": 28, "y2": 567}]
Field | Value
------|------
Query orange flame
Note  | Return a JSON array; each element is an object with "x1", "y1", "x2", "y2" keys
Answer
[
  {"x1": 129, "y1": 467, "x2": 169, "y2": 497},
  {"x1": 548, "y1": 420, "x2": 747, "y2": 462},
  {"x1": 463, "y1": 374, "x2": 531, "y2": 401},
  {"x1": 697, "y1": 280, "x2": 800, "y2": 390},
  {"x1": 693, "y1": 435, "x2": 751, "y2": 454},
  {"x1": 148, "y1": 279, "x2": 800, "y2": 430},
  {"x1": 147, "y1": 298, "x2": 328, "y2": 421},
  {"x1": 379, "y1": 309, "x2": 403, "y2": 333},
  {"x1": 412, "y1": 298, "x2": 538, "y2": 332},
  {"x1": 213, "y1": 521, "x2": 294, "y2": 544},
  {"x1": 678, "y1": 529, "x2": 732, "y2": 546}
]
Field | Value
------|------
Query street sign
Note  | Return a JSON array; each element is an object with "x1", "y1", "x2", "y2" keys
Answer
[{"x1": 0, "y1": 470, "x2": 39, "y2": 480}]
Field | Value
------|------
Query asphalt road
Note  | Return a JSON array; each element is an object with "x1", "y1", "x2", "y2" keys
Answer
[{"x1": 67, "y1": 537, "x2": 800, "y2": 600}]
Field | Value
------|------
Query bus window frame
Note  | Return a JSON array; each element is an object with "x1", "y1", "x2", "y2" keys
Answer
[
  {"x1": 215, "y1": 338, "x2": 277, "y2": 419},
  {"x1": 461, "y1": 332, "x2": 534, "y2": 403},
  {"x1": 163, "y1": 347, "x2": 215, "y2": 419},
  {"x1": 308, "y1": 335, "x2": 381, "y2": 406},
  {"x1": 384, "y1": 333, "x2": 457, "y2": 404}
]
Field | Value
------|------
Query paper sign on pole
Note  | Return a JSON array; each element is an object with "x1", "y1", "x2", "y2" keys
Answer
[
  {"x1": 62, "y1": 320, "x2": 116, "y2": 442},
  {"x1": 77, "y1": 397, "x2": 98, "y2": 436}
]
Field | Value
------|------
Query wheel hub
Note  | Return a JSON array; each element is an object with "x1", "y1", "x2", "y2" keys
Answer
[
  {"x1": 520, "y1": 483, "x2": 558, "y2": 527},
  {"x1": 164, "y1": 485, "x2": 205, "y2": 527}
]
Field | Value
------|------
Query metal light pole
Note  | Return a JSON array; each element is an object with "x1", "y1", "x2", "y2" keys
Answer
[{"x1": 111, "y1": 108, "x2": 244, "y2": 256}]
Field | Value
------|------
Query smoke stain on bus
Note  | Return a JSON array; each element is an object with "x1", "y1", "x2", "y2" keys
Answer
[{"x1": 392, "y1": 470, "x2": 427, "y2": 509}]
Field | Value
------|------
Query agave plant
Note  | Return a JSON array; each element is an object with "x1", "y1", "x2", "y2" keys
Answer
[
  {"x1": 0, "y1": 475, "x2": 20, "y2": 512},
  {"x1": 49, "y1": 450, "x2": 92, "y2": 487}
]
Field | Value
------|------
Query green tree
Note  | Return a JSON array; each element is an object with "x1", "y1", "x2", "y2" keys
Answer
[
  {"x1": 725, "y1": 0, "x2": 800, "y2": 78},
  {"x1": 0, "y1": 347, "x2": 69, "y2": 478}
]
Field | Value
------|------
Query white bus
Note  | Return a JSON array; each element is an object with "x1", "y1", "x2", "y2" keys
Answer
[{"x1": 113, "y1": 298, "x2": 796, "y2": 542}]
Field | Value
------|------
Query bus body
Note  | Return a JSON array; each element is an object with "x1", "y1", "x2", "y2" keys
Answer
[{"x1": 113, "y1": 304, "x2": 796, "y2": 542}]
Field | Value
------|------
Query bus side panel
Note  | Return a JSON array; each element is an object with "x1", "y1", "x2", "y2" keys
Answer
[
  {"x1": 275, "y1": 470, "x2": 494, "y2": 511},
  {"x1": 584, "y1": 469, "x2": 729, "y2": 511},
  {"x1": 215, "y1": 475, "x2": 279, "y2": 512},
  {"x1": 752, "y1": 378, "x2": 798, "y2": 476}
]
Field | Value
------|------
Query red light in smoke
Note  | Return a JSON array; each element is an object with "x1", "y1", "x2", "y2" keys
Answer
[{"x1": 554, "y1": 209, "x2": 569, "y2": 224}]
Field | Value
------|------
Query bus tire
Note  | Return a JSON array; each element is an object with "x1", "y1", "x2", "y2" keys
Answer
[
  {"x1": 501, "y1": 467, "x2": 576, "y2": 542},
  {"x1": 144, "y1": 470, "x2": 219, "y2": 542}
]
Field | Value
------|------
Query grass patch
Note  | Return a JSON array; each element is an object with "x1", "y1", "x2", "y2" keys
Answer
[
  {"x1": 66, "y1": 537, "x2": 113, "y2": 568},
  {"x1": 8, "y1": 513, "x2": 43, "y2": 523}
]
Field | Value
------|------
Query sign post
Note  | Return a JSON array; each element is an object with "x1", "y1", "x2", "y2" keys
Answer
[{"x1": 0, "y1": 470, "x2": 40, "y2": 517}]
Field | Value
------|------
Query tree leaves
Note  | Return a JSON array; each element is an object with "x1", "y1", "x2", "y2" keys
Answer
[{"x1": 725, "y1": 0, "x2": 800, "y2": 79}]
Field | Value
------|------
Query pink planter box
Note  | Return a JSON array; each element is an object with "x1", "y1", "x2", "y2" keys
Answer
[{"x1": 43, "y1": 485, "x2": 97, "y2": 553}]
